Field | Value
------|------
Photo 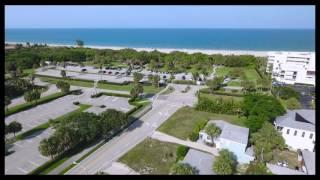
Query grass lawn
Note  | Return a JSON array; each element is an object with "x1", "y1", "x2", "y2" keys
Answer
[
  {"x1": 39, "y1": 77, "x2": 94, "y2": 87},
  {"x1": 23, "y1": 68, "x2": 35, "y2": 75},
  {"x1": 215, "y1": 66, "x2": 261, "y2": 83},
  {"x1": 157, "y1": 106, "x2": 246, "y2": 140},
  {"x1": 119, "y1": 138, "x2": 178, "y2": 174},
  {"x1": 97, "y1": 82, "x2": 164, "y2": 94},
  {"x1": 227, "y1": 80, "x2": 242, "y2": 87},
  {"x1": 270, "y1": 150, "x2": 299, "y2": 169},
  {"x1": 200, "y1": 92, "x2": 243, "y2": 102}
]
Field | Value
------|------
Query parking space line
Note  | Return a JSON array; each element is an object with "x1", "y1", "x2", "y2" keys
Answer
[
  {"x1": 40, "y1": 155, "x2": 50, "y2": 160},
  {"x1": 14, "y1": 143, "x2": 23, "y2": 148},
  {"x1": 17, "y1": 167, "x2": 28, "y2": 174},
  {"x1": 29, "y1": 161, "x2": 40, "y2": 167}
]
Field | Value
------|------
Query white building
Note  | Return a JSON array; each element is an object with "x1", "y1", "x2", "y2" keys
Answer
[
  {"x1": 199, "y1": 120, "x2": 254, "y2": 164},
  {"x1": 274, "y1": 109, "x2": 315, "y2": 152},
  {"x1": 266, "y1": 52, "x2": 315, "y2": 86}
]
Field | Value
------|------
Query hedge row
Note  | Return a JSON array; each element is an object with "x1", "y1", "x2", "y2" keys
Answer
[
  {"x1": 99, "y1": 80, "x2": 130, "y2": 85},
  {"x1": 189, "y1": 119, "x2": 208, "y2": 142},
  {"x1": 35, "y1": 74, "x2": 95, "y2": 83},
  {"x1": 172, "y1": 80, "x2": 196, "y2": 85},
  {"x1": 176, "y1": 145, "x2": 189, "y2": 162},
  {"x1": 199, "y1": 88, "x2": 245, "y2": 97}
]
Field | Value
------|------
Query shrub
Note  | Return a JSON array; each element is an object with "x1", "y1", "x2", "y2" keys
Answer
[
  {"x1": 231, "y1": 89, "x2": 238, "y2": 93},
  {"x1": 188, "y1": 119, "x2": 208, "y2": 142},
  {"x1": 73, "y1": 101, "x2": 80, "y2": 105},
  {"x1": 91, "y1": 93, "x2": 103, "y2": 98},
  {"x1": 173, "y1": 80, "x2": 195, "y2": 85},
  {"x1": 176, "y1": 145, "x2": 189, "y2": 161},
  {"x1": 189, "y1": 131, "x2": 199, "y2": 142},
  {"x1": 196, "y1": 97, "x2": 241, "y2": 115}
]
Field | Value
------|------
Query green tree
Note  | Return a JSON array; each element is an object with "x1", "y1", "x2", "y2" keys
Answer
[
  {"x1": 133, "y1": 72, "x2": 144, "y2": 84},
  {"x1": 16, "y1": 67, "x2": 23, "y2": 77},
  {"x1": 170, "y1": 163, "x2": 197, "y2": 175},
  {"x1": 206, "y1": 77, "x2": 224, "y2": 92},
  {"x1": 273, "y1": 86, "x2": 300, "y2": 100},
  {"x1": 5, "y1": 96, "x2": 11, "y2": 112},
  {"x1": 250, "y1": 122, "x2": 286, "y2": 162},
  {"x1": 245, "y1": 162, "x2": 270, "y2": 175},
  {"x1": 241, "y1": 94, "x2": 285, "y2": 131},
  {"x1": 40, "y1": 60, "x2": 46, "y2": 67},
  {"x1": 39, "y1": 136, "x2": 60, "y2": 159},
  {"x1": 56, "y1": 81, "x2": 70, "y2": 93},
  {"x1": 285, "y1": 97, "x2": 301, "y2": 110},
  {"x1": 60, "y1": 70, "x2": 67, "y2": 78},
  {"x1": 241, "y1": 80, "x2": 256, "y2": 92},
  {"x1": 8, "y1": 121, "x2": 22, "y2": 137},
  {"x1": 148, "y1": 74, "x2": 154, "y2": 83},
  {"x1": 33, "y1": 63, "x2": 39, "y2": 69},
  {"x1": 245, "y1": 115, "x2": 269, "y2": 133},
  {"x1": 29, "y1": 72, "x2": 35, "y2": 85},
  {"x1": 205, "y1": 123, "x2": 221, "y2": 144},
  {"x1": 130, "y1": 83, "x2": 143, "y2": 99},
  {"x1": 24, "y1": 89, "x2": 41, "y2": 105},
  {"x1": 99, "y1": 109, "x2": 127, "y2": 134},
  {"x1": 152, "y1": 75, "x2": 160, "y2": 88},
  {"x1": 213, "y1": 149, "x2": 237, "y2": 175}
]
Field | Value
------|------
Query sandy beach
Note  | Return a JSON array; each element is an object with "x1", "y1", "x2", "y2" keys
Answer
[{"x1": 6, "y1": 41, "x2": 312, "y2": 57}]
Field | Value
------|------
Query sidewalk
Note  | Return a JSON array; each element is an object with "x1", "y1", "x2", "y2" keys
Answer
[
  {"x1": 150, "y1": 131, "x2": 219, "y2": 156},
  {"x1": 103, "y1": 162, "x2": 139, "y2": 175}
]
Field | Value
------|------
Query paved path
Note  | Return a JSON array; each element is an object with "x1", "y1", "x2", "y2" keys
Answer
[
  {"x1": 66, "y1": 84, "x2": 202, "y2": 174},
  {"x1": 150, "y1": 131, "x2": 219, "y2": 156},
  {"x1": 103, "y1": 162, "x2": 139, "y2": 175}
]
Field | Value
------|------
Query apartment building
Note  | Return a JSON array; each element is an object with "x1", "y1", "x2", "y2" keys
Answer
[
  {"x1": 274, "y1": 109, "x2": 315, "y2": 152},
  {"x1": 266, "y1": 52, "x2": 315, "y2": 86}
]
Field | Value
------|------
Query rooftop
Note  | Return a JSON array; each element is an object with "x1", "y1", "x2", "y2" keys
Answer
[
  {"x1": 208, "y1": 120, "x2": 249, "y2": 145},
  {"x1": 182, "y1": 148, "x2": 215, "y2": 175},
  {"x1": 266, "y1": 163, "x2": 306, "y2": 175},
  {"x1": 275, "y1": 109, "x2": 315, "y2": 132},
  {"x1": 301, "y1": 150, "x2": 315, "y2": 175}
]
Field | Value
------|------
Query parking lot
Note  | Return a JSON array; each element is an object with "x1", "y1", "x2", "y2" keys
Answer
[
  {"x1": 5, "y1": 128, "x2": 54, "y2": 174},
  {"x1": 83, "y1": 95, "x2": 134, "y2": 115},
  {"x1": 36, "y1": 65, "x2": 195, "y2": 84},
  {"x1": 5, "y1": 95, "x2": 80, "y2": 135}
]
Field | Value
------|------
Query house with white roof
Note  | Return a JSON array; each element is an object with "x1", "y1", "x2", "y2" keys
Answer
[
  {"x1": 274, "y1": 109, "x2": 315, "y2": 152},
  {"x1": 199, "y1": 120, "x2": 254, "y2": 164}
]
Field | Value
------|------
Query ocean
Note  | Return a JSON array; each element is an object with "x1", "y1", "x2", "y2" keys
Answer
[{"x1": 5, "y1": 28, "x2": 315, "y2": 51}]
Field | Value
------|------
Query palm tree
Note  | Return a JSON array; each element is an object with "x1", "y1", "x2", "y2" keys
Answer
[{"x1": 205, "y1": 123, "x2": 221, "y2": 145}]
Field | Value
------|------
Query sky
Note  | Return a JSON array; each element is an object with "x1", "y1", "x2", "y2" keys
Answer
[{"x1": 5, "y1": 5, "x2": 315, "y2": 29}]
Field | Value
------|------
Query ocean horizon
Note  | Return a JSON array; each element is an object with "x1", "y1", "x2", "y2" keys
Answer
[{"x1": 5, "y1": 28, "x2": 315, "y2": 51}]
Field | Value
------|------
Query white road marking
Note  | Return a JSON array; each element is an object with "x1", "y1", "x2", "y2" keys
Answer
[
  {"x1": 29, "y1": 161, "x2": 40, "y2": 167},
  {"x1": 14, "y1": 143, "x2": 23, "y2": 148},
  {"x1": 158, "y1": 112, "x2": 163, "y2": 115},
  {"x1": 17, "y1": 167, "x2": 28, "y2": 174},
  {"x1": 40, "y1": 155, "x2": 50, "y2": 160}
]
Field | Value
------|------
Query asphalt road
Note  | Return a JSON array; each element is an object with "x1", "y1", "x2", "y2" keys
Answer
[{"x1": 66, "y1": 84, "x2": 201, "y2": 174}]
